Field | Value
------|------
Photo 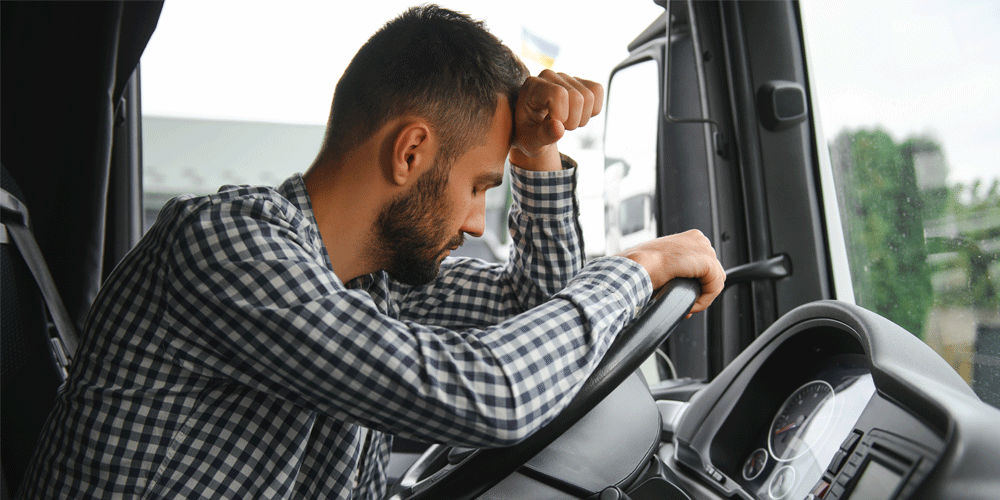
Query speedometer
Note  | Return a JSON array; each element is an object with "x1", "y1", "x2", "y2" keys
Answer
[{"x1": 768, "y1": 380, "x2": 835, "y2": 461}]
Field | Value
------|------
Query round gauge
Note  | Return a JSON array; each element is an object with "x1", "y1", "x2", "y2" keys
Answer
[
  {"x1": 742, "y1": 448, "x2": 768, "y2": 480},
  {"x1": 768, "y1": 380, "x2": 835, "y2": 462},
  {"x1": 768, "y1": 465, "x2": 797, "y2": 499}
]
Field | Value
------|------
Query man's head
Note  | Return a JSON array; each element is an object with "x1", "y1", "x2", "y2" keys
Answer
[
  {"x1": 371, "y1": 92, "x2": 513, "y2": 286},
  {"x1": 318, "y1": 4, "x2": 527, "y2": 167},
  {"x1": 309, "y1": 5, "x2": 525, "y2": 286}
]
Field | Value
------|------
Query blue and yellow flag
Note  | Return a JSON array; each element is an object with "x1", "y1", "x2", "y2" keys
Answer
[{"x1": 520, "y1": 27, "x2": 560, "y2": 69}]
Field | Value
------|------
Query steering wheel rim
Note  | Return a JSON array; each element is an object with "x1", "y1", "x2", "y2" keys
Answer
[{"x1": 388, "y1": 277, "x2": 701, "y2": 500}]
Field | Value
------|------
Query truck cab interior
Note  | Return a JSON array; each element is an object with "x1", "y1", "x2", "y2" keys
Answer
[{"x1": 3, "y1": 1, "x2": 998, "y2": 499}]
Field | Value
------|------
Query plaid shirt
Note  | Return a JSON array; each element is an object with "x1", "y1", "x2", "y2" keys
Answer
[{"x1": 19, "y1": 165, "x2": 651, "y2": 500}]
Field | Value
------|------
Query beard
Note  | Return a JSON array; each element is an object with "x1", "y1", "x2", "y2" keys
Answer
[{"x1": 373, "y1": 160, "x2": 463, "y2": 286}]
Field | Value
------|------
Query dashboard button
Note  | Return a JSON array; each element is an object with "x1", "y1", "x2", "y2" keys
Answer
[
  {"x1": 827, "y1": 449, "x2": 849, "y2": 475},
  {"x1": 810, "y1": 478, "x2": 831, "y2": 498},
  {"x1": 704, "y1": 464, "x2": 725, "y2": 484},
  {"x1": 840, "y1": 430, "x2": 862, "y2": 452},
  {"x1": 829, "y1": 482, "x2": 845, "y2": 499}
]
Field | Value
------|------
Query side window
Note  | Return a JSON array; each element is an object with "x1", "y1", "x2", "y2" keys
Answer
[
  {"x1": 141, "y1": 118, "x2": 324, "y2": 230},
  {"x1": 603, "y1": 60, "x2": 660, "y2": 256},
  {"x1": 802, "y1": 2, "x2": 1000, "y2": 408}
]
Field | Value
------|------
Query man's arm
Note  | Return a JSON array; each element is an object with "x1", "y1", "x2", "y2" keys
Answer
[
  {"x1": 393, "y1": 71, "x2": 724, "y2": 326},
  {"x1": 166, "y1": 196, "x2": 651, "y2": 448},
  {"x1": 389, "y1": 71, "x2": 602, "y2": 326},
  {"x1": 508, "y1": 70, "x2": 726, "y2": 309},
  {"x1": 509, "y1": 70, "x2": 603, "y2": 172}
]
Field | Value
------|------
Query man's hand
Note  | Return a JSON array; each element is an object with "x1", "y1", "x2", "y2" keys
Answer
[
  {"x1": 618, "y1": 230, "x2": 726, "y2": 316},
  {"x1": 509, "y1": 70, "x2": 604, "y2": 171}
]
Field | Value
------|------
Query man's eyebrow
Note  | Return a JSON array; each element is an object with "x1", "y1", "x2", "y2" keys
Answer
[{"x1": 476, "y1": 171, "x2": 505, "y2": 188}]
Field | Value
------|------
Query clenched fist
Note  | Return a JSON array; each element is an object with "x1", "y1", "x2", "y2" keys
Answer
[{"x1": 509, "y1": 70, "x2": 604, "y2": 171}]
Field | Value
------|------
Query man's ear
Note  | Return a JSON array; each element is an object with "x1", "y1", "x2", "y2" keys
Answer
[{"x1": 390, "y1": 120, "x2": 435, "y2": 186}]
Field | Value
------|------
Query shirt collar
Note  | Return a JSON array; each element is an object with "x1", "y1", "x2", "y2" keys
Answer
[
  {"x1": 275, "y1": 173, "x2": 340, "y2": 279},
  {"x1": 276, "y1": 173, "x2": 315, "y2": 226},
  {"x1": 275, "y1": 173, "x2": 380, "y2": 292}
]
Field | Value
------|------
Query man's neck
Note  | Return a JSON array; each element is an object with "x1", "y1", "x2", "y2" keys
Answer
[{"x1": 302, "y1": 155, "x2": 385, "y2": 285}]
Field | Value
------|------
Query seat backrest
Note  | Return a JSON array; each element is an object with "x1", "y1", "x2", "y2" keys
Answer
[{"x1": 0, "y1": 166, "x2": 65, "y2": 497}]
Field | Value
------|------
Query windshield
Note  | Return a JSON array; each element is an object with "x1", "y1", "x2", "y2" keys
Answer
[{"x1": 802, "y1": 0, "x2": 1000, "y2": 408}]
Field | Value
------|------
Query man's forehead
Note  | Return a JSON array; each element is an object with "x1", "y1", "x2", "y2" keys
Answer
[
  {"x1": 487, "y1": 94, "x2": 514, "y2": 161},
  {"x1": 446, "y1": 93, "x2": 511, "y2": 183},
  {"x1": 497, "y1": 94, "x2": 516, "y2": 148}
]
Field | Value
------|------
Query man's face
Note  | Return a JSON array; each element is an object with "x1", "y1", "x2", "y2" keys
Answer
[
  {"x1": 375, "y1": 97, "x2": 512, "y2": 286},
  {"x1": 374, "y1": 158, "x2": 459, "y2": 286}
]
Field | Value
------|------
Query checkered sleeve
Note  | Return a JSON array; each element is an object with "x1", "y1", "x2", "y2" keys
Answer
[{"x1": 165, "y1": 189, "x2": 652, "y2": 448}]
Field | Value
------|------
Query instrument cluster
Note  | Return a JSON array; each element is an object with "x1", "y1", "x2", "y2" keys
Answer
[{"x1": 738, "y1": 360, "x2": 875, "y2": 500}]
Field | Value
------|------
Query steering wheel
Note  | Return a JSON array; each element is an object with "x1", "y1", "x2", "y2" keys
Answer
[{"x1": 387, "y1": 278, "x2": 701, "y2": 500}]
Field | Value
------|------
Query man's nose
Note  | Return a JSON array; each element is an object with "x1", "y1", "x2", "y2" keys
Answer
[{"x1": 461, "y1": 197, "x2": 486, "y2": 238}]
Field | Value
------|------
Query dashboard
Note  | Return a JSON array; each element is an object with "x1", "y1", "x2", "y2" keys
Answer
[
  {"x1": 660, "y1": 301, "x2": 987, "y2": 500},
  {"x1": 737, "y1": 361, "x2": 875, "y2": 499},
  {"x1": 395, "y1": 300, "x2": 998, "y2": 500}
]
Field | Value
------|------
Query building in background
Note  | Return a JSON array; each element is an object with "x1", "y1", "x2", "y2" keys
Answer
[
  {"x1": 142, "y1": 116, "x2": 607, "y2": 263},
  {"x1": 142, "y1": 116, "x2": 325, "y2": 229}
]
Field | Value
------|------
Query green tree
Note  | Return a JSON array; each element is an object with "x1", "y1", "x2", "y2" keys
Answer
[
  {"x1": 926, "y1": 180, "x2": 1000, "y2": 311},
  {"x1": 831, "y1": 129, "x2": 934, "y2": 338}
]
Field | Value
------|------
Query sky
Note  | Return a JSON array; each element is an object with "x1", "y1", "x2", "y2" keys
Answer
[
  {"x1": 799, "y1": 0, "x2": 999, "y2": 185},
  {"x1": 140, "y1": 0, "x2": 663, "y2": 125},
  {"x1": 141, "y1": 0, "x2": 999, "y2": 185}
]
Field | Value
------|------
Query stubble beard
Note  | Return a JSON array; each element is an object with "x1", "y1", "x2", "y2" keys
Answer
[{"x1": 373, "y1": 160, "x2": 463, "y2": 286}]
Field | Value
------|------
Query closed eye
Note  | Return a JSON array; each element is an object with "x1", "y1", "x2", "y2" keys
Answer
[{"x1": 473, "y1": 171, "x2": 504, "y2": 196}]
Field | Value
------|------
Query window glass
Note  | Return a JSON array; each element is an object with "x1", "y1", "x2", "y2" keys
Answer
[
  {"x1": 802, "y1": 0, "x2": 1000, "y2": 407},
  {"x1": 603, "y1": 60, "x2": 659, "y2": 256},
  {"x1": 620, "y1": 194, "x2": 651, "y2": 236}
]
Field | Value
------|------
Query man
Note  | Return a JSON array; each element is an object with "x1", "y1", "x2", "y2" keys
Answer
[{"x1": 20, "y1": 5, "x2": 724, "y2": 499}]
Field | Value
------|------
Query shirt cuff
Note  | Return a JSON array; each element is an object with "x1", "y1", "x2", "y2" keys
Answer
[
  {"x1": 559, "y1": 255, "x2": 654, "y2": 322},
  {"x1": 509, "y1": 161, "x2": 576, "y2": 219}
]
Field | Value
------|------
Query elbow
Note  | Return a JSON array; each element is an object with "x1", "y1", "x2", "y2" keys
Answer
[{"x1": 466, "y1": 404, "x2": 549, "y2": 448}]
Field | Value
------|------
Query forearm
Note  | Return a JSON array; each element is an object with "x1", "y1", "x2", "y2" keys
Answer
[
  {"x1": 503, "y1": 161, "x2": 583, "y2": 309},
  {"x1": 508, "y1": 143, "x2": 563, "y2": 172},
  {"x1": 186, "y1": 252, "x2": 649, "y2": 449},
  {"x1": 359, "y1": 256, "x2": 652, "y2": 447}
]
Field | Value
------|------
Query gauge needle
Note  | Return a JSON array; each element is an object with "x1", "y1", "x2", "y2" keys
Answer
[{"x1": 775, "y1": 422, "x2": 798, "y2": 435}]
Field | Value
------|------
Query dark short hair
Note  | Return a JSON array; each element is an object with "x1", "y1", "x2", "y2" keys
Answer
[{"x1": 319, "y1": 4, "x2": 527, "y2": 165}]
